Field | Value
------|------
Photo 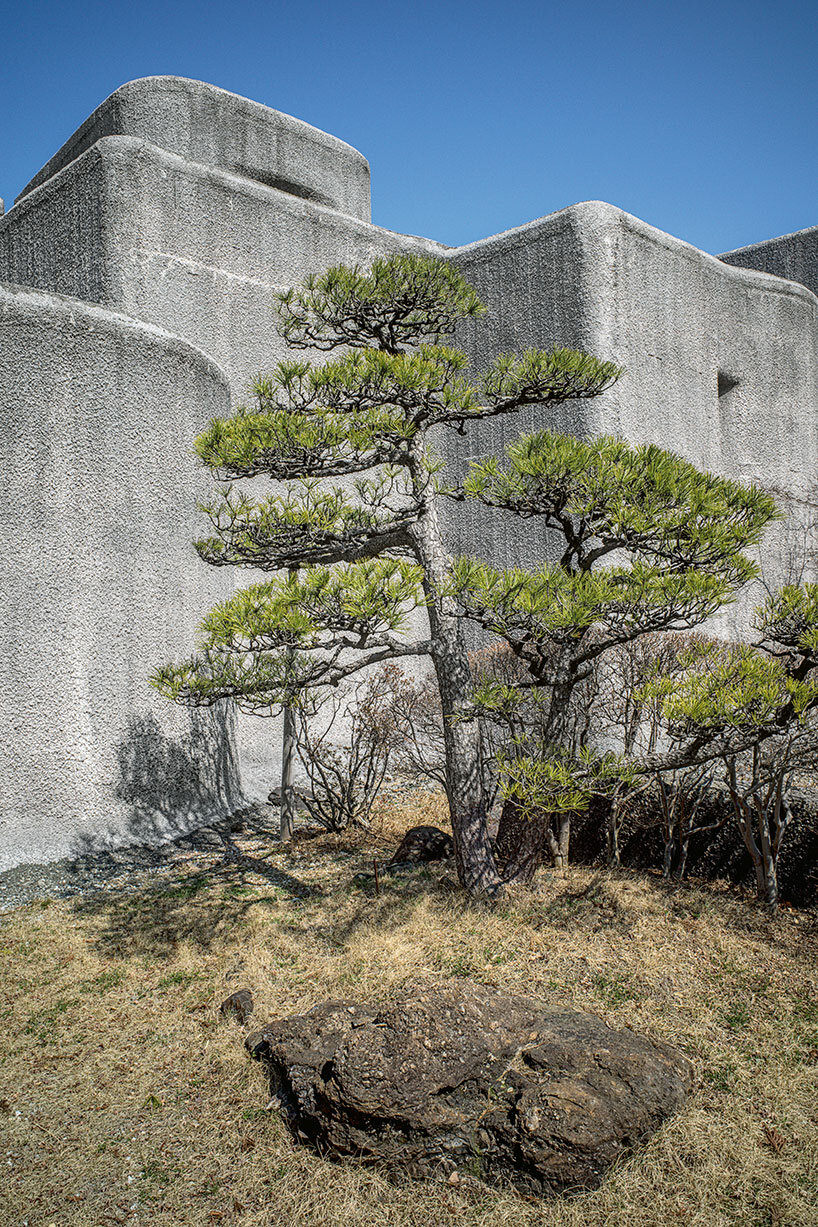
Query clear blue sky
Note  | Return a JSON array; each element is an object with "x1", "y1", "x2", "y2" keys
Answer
[{"x1": 1, "y1": 0, "x2": 815, "y2": 253}]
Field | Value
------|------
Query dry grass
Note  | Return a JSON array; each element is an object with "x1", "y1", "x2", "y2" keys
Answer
[{"x1": 1, "y1": 791, "x2": 817, "y2": 1227}]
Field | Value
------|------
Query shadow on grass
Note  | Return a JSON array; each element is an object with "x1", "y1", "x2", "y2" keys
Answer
[{"x1": 71, "y1": 836, "x2": 314, "y2": 960}]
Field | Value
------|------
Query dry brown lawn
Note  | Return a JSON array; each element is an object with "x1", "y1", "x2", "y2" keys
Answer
[{"x1": 1, "y1": 792, "x2": 816, "y2": 1227}]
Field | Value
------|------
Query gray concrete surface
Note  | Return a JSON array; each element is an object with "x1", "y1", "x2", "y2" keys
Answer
[
  {"x1": 0, "y1": 282, "x2": 243, "y2": 871},
  {"x1": 2, "y1": 76, "x2": 817, "y2": 872},
  {"x1": 1, "y1": 135, "x2": 442, "y2": 399},
  {"x1": 721, "y1": 224, "x2": 818, "y2": 304},
  {"x1": 16, "y1": 75, "x2": 372, "y2": 222},
  {"x1": 446, "y1": 204, "x2": 818, "y2": 618}
]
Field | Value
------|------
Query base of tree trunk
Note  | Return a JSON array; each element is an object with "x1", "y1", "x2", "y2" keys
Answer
[{"x1": 494, "y1": 798, "x2": 550, "y2": 884}]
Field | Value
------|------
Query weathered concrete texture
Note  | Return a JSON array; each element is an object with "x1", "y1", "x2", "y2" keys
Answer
[
  {"x1": 2, "y1": 76, "x2": 818, "y2": 870},
  {"x1": 0, "y1": 135, "x2": 442, "y2": 400},
  {"x1": 721, "y1": 224, "x2": 818, "y2": 302},
  {"x1": 0, "y1": 120, "x2": 443, "y2": 805},
  {"x1": 16, "y1": 76, "x2": 372, "y2": 222},
  {"x1": 0, "y1": 282, "x2": 243, "y2": 870},
  {"x1": 446, "y1": 204, "x2": 818, "y2": 611}
]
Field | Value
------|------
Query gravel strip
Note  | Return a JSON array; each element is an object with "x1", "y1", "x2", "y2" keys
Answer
[{"x1": 0, "y1": 805, "x2": 284, "y2": 913}]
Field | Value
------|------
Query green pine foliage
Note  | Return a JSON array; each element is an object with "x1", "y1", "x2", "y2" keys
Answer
[
  {"x1": 154, "y1": 253, "x2": 620, "y2": 721},
  {"x1": 152, "y1": 249, "x2": 789, "y2": 891}
]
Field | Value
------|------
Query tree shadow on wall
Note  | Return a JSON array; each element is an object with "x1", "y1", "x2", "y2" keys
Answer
[
  {"x1": 115, "y1": 706, "x2": 243, "y2": 839},
  {"x1": 70, "y1": 705, "x2": 244, "y2": 858}
]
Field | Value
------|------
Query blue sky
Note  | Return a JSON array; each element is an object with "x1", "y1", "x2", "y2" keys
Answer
[{"x1": 1, "y1": 0, "x2": 815, "y2": 253}]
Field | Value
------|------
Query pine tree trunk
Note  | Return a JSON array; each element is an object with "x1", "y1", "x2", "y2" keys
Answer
[
  {"x1": 758, "y1": 810, "x2": 779, "y2": 907},
  {"x1": 279, "y1": 701, "x2": 296, "y2": 843},
  {"x1": 408, "y1": 446, "x2": 502, "y2": 899},
  {"x1": 495, "y1": 798, "x2": 548, "y2": 883},
  {"x1": 548, "y1": 813, "x2": 571, "y2": 871}
]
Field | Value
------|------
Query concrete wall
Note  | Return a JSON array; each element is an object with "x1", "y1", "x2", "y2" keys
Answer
[
  {"x1": 0, "y1": 283, "x2": 243, "y2": 870},
  {"x1": 721, "y1": 225, "x2": 818, "y2": 303},
  {"x1": 2, "y1": 76, "x2": 817, "y2": 869},
  {"x1": 0, "y1": 127, "x2": 444, "y2": 805},
  {"x1": 445, "y1": 204, "x2": 818, "y2": 618},
  {"x1": 0, "y1": 135, "x2": 443, "y2": 401},
  {"x1": 16, "y1": 76, "x2": 373, "y2": 223}
]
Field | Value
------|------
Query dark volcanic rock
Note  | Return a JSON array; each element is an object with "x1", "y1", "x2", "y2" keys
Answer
[
  {"x1": 389, "y1": 825, "x2": 454, "y2": 865},
  {"x1": 220, "y1": 988, "x2": 254, "y2": 1024},
  {"x1": 246, "y1": 979, "x2": 692, "y2": 1195}
]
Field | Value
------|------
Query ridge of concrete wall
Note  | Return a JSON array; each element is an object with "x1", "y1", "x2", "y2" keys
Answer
[
  {"x1": 0, "y1": 135, "x2": 443, "y2": 398},
  {"x1": 15, "y1": 75, "x2": 372, "y2": 223},
  {"x1": 0, "y1": 282, "x2": 243, "y2": 870},
  {"x1": 721, "y1": 223, "x2": 818, "y2": 304},
  {"x1": 443, "y1": 202, "x2": 818, "y2": 611}
]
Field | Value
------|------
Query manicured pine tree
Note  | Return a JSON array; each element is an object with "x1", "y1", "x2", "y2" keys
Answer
[
  {"x1": 153, "y1": 253, "x2": 778, "y2": 896},
  {"x1": 153, "y1": 254, "x2": 620, "y2": 896},
  {"x1": 452, "y1": 432, "x2": 779, "y2": 875}
]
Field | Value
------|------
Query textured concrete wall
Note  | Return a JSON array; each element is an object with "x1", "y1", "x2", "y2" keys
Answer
[
  {"x1": 445, "y1": 204, "x2": 818, "y2": 619},
  {"x1": 0, "y1": 136, "x2": 443, "y2": 400},
  {"x1": 0, "y1": 283, "x2": 243, "y2": 870},
  {"x1": 0, "y1": 132, "x2": 446, "y2": 805},
  {"x1": 721, "y1": 224, "x2": 818, "y2": 303},
  {"x1": 3, "y1": 77, "x2": 817, "y2": 870},
  {"x1": 16, "y1": 76, "x2": 372, "y2": 222}
]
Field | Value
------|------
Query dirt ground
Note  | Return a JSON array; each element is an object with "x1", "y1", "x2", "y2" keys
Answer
[{"x1": 1, "y1": 794, "x2": 816, "y2": 1227}]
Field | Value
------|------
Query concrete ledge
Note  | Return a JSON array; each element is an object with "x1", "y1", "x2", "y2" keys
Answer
[
  {"x1": 0, "y1": 282, "x2": 242, "y2": 870},
  {"x1": 1, "y1": 136, "x2": 443, "y2": 394},
  {"x1": 721, "y1": 223, "x2": 818, "y2": 302},
  {"x1": 15, "y1": 75, "x2": 372, "y2": 222}
]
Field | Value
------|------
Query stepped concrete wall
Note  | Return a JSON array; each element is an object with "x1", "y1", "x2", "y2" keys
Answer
[
  {"x1": 1, "y1": 75, "x2": 817, "y2": 869},
  {"x1": 16, "y1": 76, "x2": 373, "y2": 222},
  {"x1": 721, "y1": 225, "x2": 818, "y2": 303},
  {"x1": 0, "y1": 114, "x2": 443, "y2": 805},
  {"x1": 447, "y1": 205, "x2": 818, "y2": 606},
  {"x1": 0, "y1": 283, "x2": 242, "y2": 870}
]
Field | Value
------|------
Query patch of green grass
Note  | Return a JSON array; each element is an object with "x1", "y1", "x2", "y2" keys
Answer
[
  {"x1": 160, "y1": 877, "x2": 211, "y2": 900},
  {"x1": 24, "y1": 997, "x2": 78, "y2": 1037},
  {"x1": 592, "y1": 971, "x2": 638, "y2": 1007},
  {"x1": 720, "y1": 1000, "x2": 752, "y2": 1031},
  {"x1": 156, "y1": 969, "x2": 205, "y2": 990},
  {"x1": 80, "y1": 968, "x2": 124, "y2": 992},
  {"x1": 702, "y1": 1058, "x2": 739, "y2": 1091}
]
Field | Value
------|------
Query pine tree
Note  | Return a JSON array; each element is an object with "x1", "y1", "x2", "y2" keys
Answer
[
  {"x1": 152, "y1": 252, "x2": 778, "y2": 897},
  {"x1": 648, "y1": 583, "x2": 818, "y2": 905},
  {"x1": 451, "y1": 431, "x2": 779, "y2": 874},
  {"x1": 153, "y1": 254, "x2": 620, "y2": 896}
]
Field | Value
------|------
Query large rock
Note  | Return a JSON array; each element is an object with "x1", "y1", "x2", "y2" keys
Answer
[
  {"x1": 389, "y1": 825, "x2": 454, "y2": 865},
  {"x1": 246, "y1": 979, "x2": 692, "y2": 1195}
]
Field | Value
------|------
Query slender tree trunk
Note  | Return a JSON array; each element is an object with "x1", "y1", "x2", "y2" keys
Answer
[
  {"x1": 662, "y1": 834, "x2": 676, "y2": 879},
  {"x1": 279, "y1": 570, "x2": 298, "y2": 844},
  {"x1": 606, "y1": 796, "x2": 621, "y2": 868},
  {"x1": 280, "y1": 700, "x2": 296, "y2": 843},
  {"x1": 408, "y1": 446, "x2": 502, "y2": 898},
  {"x1": 758, "y1": 807, "x2": 779, "y2": 907},
  {"x1": 677, "y1": 830, "x2": 691, "y2": 880},
  {"x1": 549, "y1": 813, "x2": 571, "y2": 871}
]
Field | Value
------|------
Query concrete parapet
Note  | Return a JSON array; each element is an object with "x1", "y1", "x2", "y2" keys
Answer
[
  {"x1": 721, "y1": 224, "x2": 818, "y2": 303},
  {"x1": 0, "y1": 282, "x2": 242, "y2": 870},
  {"x1": 1, "y1": 136, "x2": 443, "y2": 399},
  {"x1": 15, "y1": 75, "x2": 372, "y2": 222}
]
